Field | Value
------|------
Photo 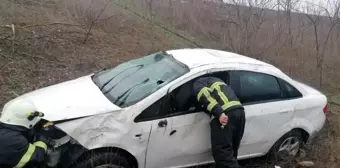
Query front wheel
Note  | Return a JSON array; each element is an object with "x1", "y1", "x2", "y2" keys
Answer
[
  {"x1": 268, "y1": 130, "x2": 303, "y2": 162},
  {"x1": 71, "y1": 152, "x2": 131, "y2": 168}
]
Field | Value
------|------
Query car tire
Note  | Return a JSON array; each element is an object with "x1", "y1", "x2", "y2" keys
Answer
[
  {"x1": 71, "y1": 152, "x2": 131, "y2": 168},
  {"x1": 268, "y1": 130, "x2": 303, "y2": 162}
]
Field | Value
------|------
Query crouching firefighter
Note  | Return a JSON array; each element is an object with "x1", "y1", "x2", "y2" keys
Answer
[
  {"x1": 0, "y1": 100, "x2": 53, "y2": 168},
  {"x1": 193, "y1": 76, "x2": 246, "y2": 168}
]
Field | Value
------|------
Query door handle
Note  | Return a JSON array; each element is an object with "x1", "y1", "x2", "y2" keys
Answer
[
  {"x1": 158, "y1": 120, "x2": 168, "y2": 127},
  {"x1": 170, "y1": 130, "x2": 177, "y2": 136}
]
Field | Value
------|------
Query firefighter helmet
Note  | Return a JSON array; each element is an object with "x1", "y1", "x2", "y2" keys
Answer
[{"x1": 0, "y1": 99, "x2": 44, "y2": 129}]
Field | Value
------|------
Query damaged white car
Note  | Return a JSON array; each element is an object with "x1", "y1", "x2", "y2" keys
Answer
[{"x1": 2, "y1": 49, "x2": 327, "y2": 168}]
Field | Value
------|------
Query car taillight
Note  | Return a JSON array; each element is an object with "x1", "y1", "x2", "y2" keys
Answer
[{"x1": 323, "y1": 104, "x2": 328, "y2": 114}]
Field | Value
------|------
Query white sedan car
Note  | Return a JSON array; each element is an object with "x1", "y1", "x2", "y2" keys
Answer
[{"x1": 2, "y1": 49, "x2": 327, "y2": 168}]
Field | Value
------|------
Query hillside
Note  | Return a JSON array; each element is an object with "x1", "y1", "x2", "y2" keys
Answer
[
  {"x1": 125, "y1": 0, "x2": 340, "y2": 94},
  {"x1": 0, "y1": 0, "x2": 197, "y2": 107},
  {"x1": 1, "y1": 0, "x2": 340, "y2": 168}
]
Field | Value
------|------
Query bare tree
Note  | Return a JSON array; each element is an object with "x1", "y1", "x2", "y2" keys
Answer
[
  {"x1": 145, "y1": 0, "x2": 155, "y2": 51},
  {"x1": 303, "y1": 0, "x2": 340, "y2": 89},
  {"x1": 277, "y1": 0, "x2": 300, "y2": 47},
  {"x1": 71, "y1": 0, "x2": 111, "y2": 44},
  {"x1": 222, "y1": 0, "x2": 273, "y2": 57},
  {"x1": 168, "y1": 0, "x2": 173, "y2": 24}
]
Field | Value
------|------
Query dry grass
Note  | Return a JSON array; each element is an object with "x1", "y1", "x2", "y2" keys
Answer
[
  {"x1": 302, "y1": 104, "x2": 340, "y2": 168},
  {"x1": 0, "y1": 0, "x2": 194, "y2": 107}
]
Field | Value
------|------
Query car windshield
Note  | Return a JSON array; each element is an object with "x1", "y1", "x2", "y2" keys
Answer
[{"x1": 92, "y1": 51, "x2": 189, "y2": 108}]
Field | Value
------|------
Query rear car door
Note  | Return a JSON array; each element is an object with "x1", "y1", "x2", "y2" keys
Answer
[{"x1": 229, "y1": 70, "x2": 301, "y2": 157}]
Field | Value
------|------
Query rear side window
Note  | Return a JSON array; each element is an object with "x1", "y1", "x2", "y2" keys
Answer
[
  {"x1": 277, "y1": 78, "x2": 303, "y2": 99},
  {"x1": 230, "y1": 71, "x2": 281, "y2": 104}
]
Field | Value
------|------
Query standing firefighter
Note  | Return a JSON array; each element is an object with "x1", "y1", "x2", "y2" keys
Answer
[
  {"x1": 0, "y1": 100, "x2": 52, "y2": 168},
  {"x1": 193, "y1": 76, "x2": 246, "y2": 168}
]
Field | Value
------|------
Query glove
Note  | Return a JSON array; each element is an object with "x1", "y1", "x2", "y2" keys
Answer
[
  {"x1": 35, "y1": 134, "x2": 55, "y2": 147},
  {"x1": 35, "y1": 121, "x2": 56, "y2": 139},
  {"x1": 41, "y1": 121, "x2": 54, "y2": 131}
]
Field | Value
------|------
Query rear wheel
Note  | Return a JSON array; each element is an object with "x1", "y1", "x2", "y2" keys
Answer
[
  {"x1": 268, "y1": 130, "x2": 303, "y2": 162},
  {"x1": 71, "y1": 152, "x2": 131, "y2": 168}
]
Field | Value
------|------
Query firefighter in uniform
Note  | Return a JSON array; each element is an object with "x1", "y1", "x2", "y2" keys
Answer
[
  {"x1": 193, "y1": 76, "x2": 246, "y2": 168},
  {"x1": 0, "y1": 100, "x2": 52, "y2": 168}
]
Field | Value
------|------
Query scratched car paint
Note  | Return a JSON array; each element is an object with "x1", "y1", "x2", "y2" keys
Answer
[{"x1": 1, "y1": 49, "x2": 327, "y2": 168}]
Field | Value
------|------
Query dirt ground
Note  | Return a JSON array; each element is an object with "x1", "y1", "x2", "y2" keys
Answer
[{"x1": 0, "y1": 0, "x2": 339, "y2": 168}]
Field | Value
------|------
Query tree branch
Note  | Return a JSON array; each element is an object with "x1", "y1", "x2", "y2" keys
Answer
[
  {"x1": 83, "y1": 0, "x2": 111, "y2": 44},
  {"x1": 0, "y1": 23, "x2": 84, "y2": 29},
  {"x1": 304, "y1": 13, "x2": 320, "y2": 59}
]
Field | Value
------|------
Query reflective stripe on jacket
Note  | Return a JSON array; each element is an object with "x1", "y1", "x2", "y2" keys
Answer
[
  {"x1": 0, "y1": 123, "x2": 47, "y2": 168},
  {"x1": 193, "y1": 76, "x2": 244, "y2": 118}
]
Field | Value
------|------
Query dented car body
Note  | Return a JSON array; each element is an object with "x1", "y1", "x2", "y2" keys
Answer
[{"x1": 2, "y1": 49, "x2": 327, "y2": 168}]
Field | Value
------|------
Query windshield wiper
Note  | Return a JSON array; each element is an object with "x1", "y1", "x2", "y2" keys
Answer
[
  {"x1": 99, "y1": 64, "x2": 144, "y2": 91},
  {"x1": 113, "y1": 78, "x2": 150, "y2": 106},
  {"x1": 103, "y1": 71, "x2": 137, "y2": 95}
]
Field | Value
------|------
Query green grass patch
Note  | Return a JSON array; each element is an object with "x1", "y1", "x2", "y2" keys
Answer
[{"x1": 330, "y1": 94, "x2": 340, "y2": 105}]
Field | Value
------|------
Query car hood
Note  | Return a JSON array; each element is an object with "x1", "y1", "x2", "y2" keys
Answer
[{"x1": 3, "y1": 75, "x2": 122, "y2": 121}]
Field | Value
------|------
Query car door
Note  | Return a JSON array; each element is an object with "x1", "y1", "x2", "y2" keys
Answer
[
  {"x1": 135, "y1": 96, "x2": 212, "y2": 168},
  {"x1": 229, "y1": 70, "x2": 297, "y2": 157},
  {"x1": 135, "y1": 70, "x2": 229, "y2": 168},
  {"x1": 149, "y1": 111, "x2": 212, "y2": 168}
]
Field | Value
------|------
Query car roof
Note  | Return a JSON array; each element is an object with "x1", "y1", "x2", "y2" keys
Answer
[
  {"x1": 166, "y1": 48, "x2": 310, "y2": 96},
  {"x1": 166, "y1": 48, "x2": 274, "y2": 69}
]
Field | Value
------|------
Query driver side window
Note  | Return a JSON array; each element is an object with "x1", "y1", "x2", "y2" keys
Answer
[
  {"x1": 167, "y1": 71, "x2": 229, "y2": 116},
  {"x1": 134, "y1": 71, "x2": 229, "y2": 122}
]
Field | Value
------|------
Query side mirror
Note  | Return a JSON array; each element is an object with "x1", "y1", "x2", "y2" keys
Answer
[{"x1": 158, "y1": 119, "x2": 168, "y2": 127}]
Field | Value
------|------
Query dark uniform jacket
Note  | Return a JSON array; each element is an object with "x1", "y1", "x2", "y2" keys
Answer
[
  {"x1": 193, "y1": 76, "x2": 244, "y2": 118},
  {"x1": 0, "y1": 123, "x2": 47, "y2": 168}
]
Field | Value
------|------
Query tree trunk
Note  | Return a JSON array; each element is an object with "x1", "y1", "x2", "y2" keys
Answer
[
  {"x1": 319, "y1": 63, "x2": 323, "y2": 90},
  {"x1": 149, "y1": 0, "x2": 155, "y2": 52},
  {"x1": 168, "y1": 0, "x2": 173, "y2": 22}
]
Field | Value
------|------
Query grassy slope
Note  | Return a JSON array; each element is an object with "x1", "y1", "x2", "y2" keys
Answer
[{"x1": 0, "y1": 0, "x2": 195, "y2": 107}]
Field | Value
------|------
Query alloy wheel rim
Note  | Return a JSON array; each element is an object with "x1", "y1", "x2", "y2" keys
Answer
[{"x1": 278, "y1": 136, "x2": 300, "y2": 159}]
